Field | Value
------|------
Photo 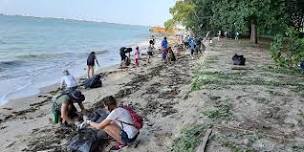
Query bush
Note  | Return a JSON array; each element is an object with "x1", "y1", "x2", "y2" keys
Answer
[{"x1": 270, "y1": 28, "x2": 304, "y2": 67}]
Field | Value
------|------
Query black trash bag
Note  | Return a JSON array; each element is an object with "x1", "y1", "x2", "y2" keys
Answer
[
  {"x1": 84, "y1": 75, "x2": 102, "y2": 89},
  {"x1": 87, "y1": 109, "x2": 108, "y2": 123},
  {"x1": 67, "y1": 128, "x2": 108, "y2": 152},
  {"x1": 232, "y1": 54, "x2": 246, "y2": 65},
  {"x1": 67, "y1": 109, "x2": 109, "y2": 152}
]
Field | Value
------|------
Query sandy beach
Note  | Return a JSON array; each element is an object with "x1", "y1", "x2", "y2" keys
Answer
[{"x1": 1, "y1": 38, "x2": 304, "y2": 152}]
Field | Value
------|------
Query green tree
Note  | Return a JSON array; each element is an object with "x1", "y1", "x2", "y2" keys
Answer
[
  {"x1": 164, "y1": 1, "x2": 194, "y2": 30},
  {"x1": 211, "y1": 0, "x2": 286, "y2": 43}
]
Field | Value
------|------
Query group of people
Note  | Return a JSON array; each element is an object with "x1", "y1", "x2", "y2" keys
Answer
[
  {"x1": 53, "y1": 35, "x2": 188, "y2": 150},
  {"x1": 119, "y1": 46, "x2": 143, "y2": 67},
  {"x1": 53, "y1": 50, "x2": 143, "y2": 151},
  {"x1": 51, "y1": 88, "x2": 139, "y2": 150},
  {"x1": 160, "y1": 37, "x2": 177, "y2": 64},
  {"x1": 184, "y1": 35, "x2": 204, "y2": 59}
]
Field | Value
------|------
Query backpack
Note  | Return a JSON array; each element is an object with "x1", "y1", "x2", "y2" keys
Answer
[
  {"x1": 84, "y1": 75, "x2": 102, "y2": 89},
  {"x1": 232, "y1": 54, "x2": 246, "y2": 66},
  {"x1": 120, "y1": 105, "x2": 143, "y2": 130}
]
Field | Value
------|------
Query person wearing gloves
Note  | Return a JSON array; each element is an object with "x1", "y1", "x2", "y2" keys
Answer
[
  {"x1": 80, "y1": 96, "x2": 139, "y2": 150},
  {"x1": 51, "y1": 90, "x2": 86, "y2": 126}
]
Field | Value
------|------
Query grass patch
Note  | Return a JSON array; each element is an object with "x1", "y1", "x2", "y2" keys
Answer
[
  {"x1": 170, "y1": 124, "x2": 211, "y2": 152},
  {"x1": 202, "y1": 102, "x2": 232, "y2": 121},
  {"x1": 191, "y1": 70, "x2": 304, "y2": 91},
  {"x1": 253, "y1": 97, "x2": 271, "y2": 104},
  {"x1": 214, "y1": 132, "x2": 259, "y2": 152},
  {"x1": 262, "y1": 66, "x2": 303, "y2": 76}
]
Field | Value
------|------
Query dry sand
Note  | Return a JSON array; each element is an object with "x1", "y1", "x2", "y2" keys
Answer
[{"x1": 1, "y1": 38, "x2": 304, "y2": 152}]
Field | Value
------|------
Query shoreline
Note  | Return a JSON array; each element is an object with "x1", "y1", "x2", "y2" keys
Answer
[
  {"x1": 0, "y1": 38, "x2": 152, "y2": 107},
  {"x1": 1, "y1": 63, "x2": 119, "y2": 108}
]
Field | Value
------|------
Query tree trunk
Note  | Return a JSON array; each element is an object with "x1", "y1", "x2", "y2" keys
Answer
[{"x1": 250, "y1": 20, "x2": 257, "y2": 44}]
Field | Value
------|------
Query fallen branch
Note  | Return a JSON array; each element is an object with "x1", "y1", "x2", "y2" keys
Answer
[
  {"x1": 196, "y1": 129, "x2": 213, "y2": 152},
  {"x1": 214, "y1": 125, "x2": 288, "y2": 141}
]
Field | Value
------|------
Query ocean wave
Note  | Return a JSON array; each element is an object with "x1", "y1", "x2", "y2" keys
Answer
[
  {"x1": 0, "y1": 40, "x2": 6, "y2": 44},
  {"x1": 0, "y1": 60, "x2": 24, "y2": 69},
  {"x1": 93, "y1": 49, "x2": 109, "y2": 55},
  {"x1": 15, "y1": 53, "x2": 63, "y2": 60}
]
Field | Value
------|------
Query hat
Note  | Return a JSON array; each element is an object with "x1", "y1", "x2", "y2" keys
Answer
[{"x1": 70, "y1": 90, "x2": 85, "y2": 103}]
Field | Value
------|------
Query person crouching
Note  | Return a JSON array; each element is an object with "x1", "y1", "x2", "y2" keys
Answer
[
  {"x1": 82, "y1": 96, "x2": 139, "y2": 150},
  {"x1": 51, "y1": 90, "x2": 86, "y2": 126}
]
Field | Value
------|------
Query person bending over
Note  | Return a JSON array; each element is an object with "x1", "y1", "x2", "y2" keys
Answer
[
  {"x1": 51, "y1": 90, "x2": 86, "y2": 126},
  {"x1": 60, "y1": 70, "x2": 77, "y2": 92},
  {"x1": 87, "y1": 51, "x2": 100, "y2": 79},
  {"x1": 83, "y1": 96, "x2": 139, "y2": 150}
]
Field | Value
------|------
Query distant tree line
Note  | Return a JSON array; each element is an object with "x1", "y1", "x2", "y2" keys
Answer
[{"x1": 165, "y1": 0, "x2": 304, "y2": 67}]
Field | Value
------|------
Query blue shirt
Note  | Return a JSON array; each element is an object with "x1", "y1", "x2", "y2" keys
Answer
[
  {"x1": 188, "y1": 37, "x2": 196, "y2": 49},
  {"x1": 161, "y1": 39, "x2": 168, "y2": 49}
]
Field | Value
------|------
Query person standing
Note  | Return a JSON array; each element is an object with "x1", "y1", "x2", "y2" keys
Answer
[
  {"x1": 188, "y1": 36, "x2": 196, "y2": 59},
  {"x1": 235, "y1": 31, "x2": 239, "y2": 40},
  {"x1": 134, "y1": 46, "x2": 140, "y2": 66},
  {"x1": 60, "y1": 70, "x2": 77, "y2": 92},
  {"x1": 161, "y1": 37, "x2": 169, "y2": 63},
  {"x1": 147, "y1": 44, "x2": 153, "y2": 63},
  {"x1": 218, "y1": 30, "x2": 221, "y2": 41},
  {"x1": 87, "y1": 51, "x2": 99, "y2": 79}
]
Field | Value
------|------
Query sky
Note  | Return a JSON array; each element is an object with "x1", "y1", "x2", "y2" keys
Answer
[{"x1": 0, "y1": 0, "x2": 176, "y2": 26}]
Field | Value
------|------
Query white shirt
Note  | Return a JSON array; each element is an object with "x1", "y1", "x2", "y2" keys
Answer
[
  {"x1": 61, "y1": 75, "x2": 77, "y2": 88},
  {"x1": 106, "y1": 107, "x2": 139, "y2": 139}
]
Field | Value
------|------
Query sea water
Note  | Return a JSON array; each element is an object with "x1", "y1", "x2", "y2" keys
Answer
[{"x1": 0, "y1": 15, "x2": 149, "y2": 105}]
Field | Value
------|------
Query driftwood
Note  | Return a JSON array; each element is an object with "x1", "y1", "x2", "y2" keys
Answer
[
  {"x1": 196, "y1": 129, "x2": 213, "y2": 152},
  {"x1": 214, "y1": 126, "x2": 288, "y2": 142}
]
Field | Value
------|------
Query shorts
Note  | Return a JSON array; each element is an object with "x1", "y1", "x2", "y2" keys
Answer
[
  {"x1": 120, "y1": 130, "x2": 138, "y2": 144},
  {"x1": 87, "y1": 62, "x2": 95, "y2": 67}
]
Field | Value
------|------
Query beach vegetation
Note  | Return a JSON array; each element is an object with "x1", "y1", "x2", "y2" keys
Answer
[
  {"x1": 170, "y1": 124, "x2": 211, "y2": 152},
  {"x1": 202, "y1": 102, "x2": 232, "y2": 121}
]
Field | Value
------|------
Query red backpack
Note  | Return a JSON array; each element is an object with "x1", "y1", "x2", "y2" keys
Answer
[{"x1": 121, "y1": 105, "x2": 143, "y2": 129}]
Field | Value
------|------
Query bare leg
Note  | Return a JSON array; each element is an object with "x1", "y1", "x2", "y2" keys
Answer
[
  {"x1": 87, "y1": 66, "x2": 90, "y2": 79},
  {"x1": 104, "y1": 123, "x2": 123, "y2": 144},
  {"x1": 91, "y1": 66, "x2": 94, "y2": 77}
]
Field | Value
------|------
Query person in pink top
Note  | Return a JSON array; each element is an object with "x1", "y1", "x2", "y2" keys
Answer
[{"x1": 134, "y1": 46, "x2": 140, "y2": 66}]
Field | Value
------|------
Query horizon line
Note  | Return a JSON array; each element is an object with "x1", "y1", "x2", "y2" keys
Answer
[{"x1": 0, "y1": 13, "x2": 160, "y2": 27}]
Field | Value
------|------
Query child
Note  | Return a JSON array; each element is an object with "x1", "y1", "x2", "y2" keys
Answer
[{"x1": 134, "y1": 46, "x2": 140, "y2": 66}]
